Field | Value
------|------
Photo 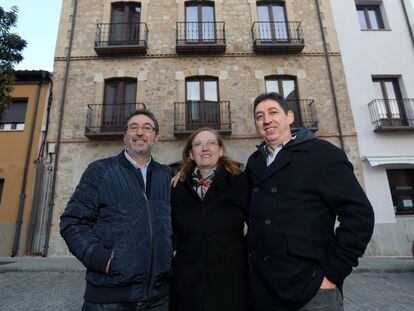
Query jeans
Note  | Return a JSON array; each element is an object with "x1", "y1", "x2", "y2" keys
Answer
[
  {"x1": 299, "y1": 288, "x2": 344, "y2": 311},
  {"x1": 82, "y1": 295, "x2": 169, "y2": 311}
]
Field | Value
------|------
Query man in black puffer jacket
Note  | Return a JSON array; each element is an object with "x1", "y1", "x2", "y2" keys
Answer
[{"x1": 60, "y1": 109, "x2": 172, "y2": 311}]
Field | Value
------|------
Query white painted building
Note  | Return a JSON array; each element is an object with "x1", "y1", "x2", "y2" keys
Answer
[{"x1": 330, "y1": 0, "x2": 414, "y2": 255}]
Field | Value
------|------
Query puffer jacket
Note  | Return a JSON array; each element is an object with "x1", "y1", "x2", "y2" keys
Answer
[{"x1": 60, "y1": 152, "x2": 172, "y2": 303}]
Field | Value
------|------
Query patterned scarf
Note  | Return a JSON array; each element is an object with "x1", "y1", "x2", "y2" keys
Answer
[{"x1": 191, "y1": 166, "x2": 217, "y2": 200}]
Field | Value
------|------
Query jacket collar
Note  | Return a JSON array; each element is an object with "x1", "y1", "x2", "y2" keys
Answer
[{"x1": 250, "y1": 128, "x2": 315, "y2": 185}]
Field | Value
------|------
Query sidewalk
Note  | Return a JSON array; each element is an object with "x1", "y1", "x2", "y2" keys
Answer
[{"x1": 0, "y1": 255, "x2": 413, "y2": 273}]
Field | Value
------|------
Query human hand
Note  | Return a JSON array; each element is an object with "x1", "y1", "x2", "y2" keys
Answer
[
  {"x1": 170, "y1": 171, "x2": 183, "y2": 187},
  {"x1": 320, "y1": 277, "x2": 336, "y2": 289}
]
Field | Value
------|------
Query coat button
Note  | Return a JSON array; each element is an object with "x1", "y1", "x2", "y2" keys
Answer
[
  {"x1": 249, "y1": 217, "x2": 255, "y2": 224},
  {"x1": 263, "y1": 255, "x2": 270, "y2": 261},
  {"x1": 264, "y1": 219, "x2": 272, "y2": 226},
  {"x1": 270, "y1": 187, "x2": 278, "y2": 193},
  {"x1": 252, "y1": 187, "x2": 259, "y2": 192},
  {"x1": 248, "y1": 250, "x2": 255, "y2": 257}
]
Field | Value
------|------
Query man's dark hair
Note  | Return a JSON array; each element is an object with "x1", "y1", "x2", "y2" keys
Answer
[
  {"x1": 125, "y1": 109, "x2": 160, "y2": 134},
  {"x1": 253, "y1": 92, "x2": 290, "y2": 114}
]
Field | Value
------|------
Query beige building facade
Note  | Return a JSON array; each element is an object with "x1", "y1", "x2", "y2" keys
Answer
[
  {"x1": 0, "y1": 70, "x2": 52, "y2": 256},
  {"x1": 47, "y1": 0, "x2": 362, "y2": 256}
]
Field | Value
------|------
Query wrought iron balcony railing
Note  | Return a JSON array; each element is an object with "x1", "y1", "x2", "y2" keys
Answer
[
  {"x1": 173, "y1": 101, "x2": 231, "y2": 135},
  {"x1": 368, "y1": 99, "x2": 414, "y2": 132},
  {"x1": 176, "y1": 22, "x2": 226, "y2": 53},
  {"x1": 85, "y1": 103, "x2": 146, "y2": 138},
  {"x1": 286, "y1": 99, "x2": 318, "y2": 131},
  {"x1": 94, "y1": 23, "x2": 148, "y2": 55},
  {"x1": 252, "y1": 21, "x2": 305, "y2": 53}
]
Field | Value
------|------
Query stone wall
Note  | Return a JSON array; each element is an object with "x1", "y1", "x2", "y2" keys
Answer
[{"x1": 48, "y1": 0, "x2": 361, "y2": 255}]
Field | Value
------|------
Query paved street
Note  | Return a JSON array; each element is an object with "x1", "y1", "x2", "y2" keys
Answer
[{"x1": 0, "y1": 257, "x2": 413, "y2": 310}]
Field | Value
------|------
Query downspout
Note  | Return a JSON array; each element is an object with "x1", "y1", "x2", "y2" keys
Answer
[
  {"x1": 11, "y1": 72, "x2": 45, "y2": 256},
  {"x1": 43, "y1": 0, "x2": 78, "y2": 257},
  {"x1": 401, "y1": 0, "x2": 414, "y2": 49},
  {"x1": 314, "y1": 0, "x2": 345, "y2": 150},
  {"x1": 25, "y1": 75, "x2": 53, "y2": 255}
]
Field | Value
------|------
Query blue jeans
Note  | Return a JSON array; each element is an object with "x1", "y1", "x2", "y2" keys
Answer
[
  {"x1": 299, "y1": 288, "x2": 344, "y2": 311},
  {"x1": 82, "y1": 295, "x2": 169, "y2": 311}
]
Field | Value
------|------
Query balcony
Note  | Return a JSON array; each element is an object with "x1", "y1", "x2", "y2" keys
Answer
[
  {"x1": 287, "y1": 99, "x2": 318, "y2": 131},
  {"x1": 368, "y1": 99, "x2": 414, "y2": 132},
  {"x1": 176, "y1": 22, "x2": 226, "y2": 54},
  {"x1": 173, "y1": 101, "x2": 231, "y2": 136},
  {"x1": 85, "y1": 103, "x2": 146, "y2": 138},
  {"x1": 252, "y1": 21, "x2": 305, "y2": 53},
  {"x1": 94, "y1": 23, "x2": 148, "y2": 56}
]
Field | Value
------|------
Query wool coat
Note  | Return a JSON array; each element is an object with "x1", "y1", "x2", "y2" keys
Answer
[
  {"x1": 246, "y1": 128, "x2": 375, "y2": 311},
  {"x1": 170, "y1": 164, "x2": 249, "y2": 311}
]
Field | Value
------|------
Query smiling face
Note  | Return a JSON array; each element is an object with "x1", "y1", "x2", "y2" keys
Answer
[
  {"x1": 254, "y1": 99, "x2": 294, "y2": 149},
  {"x1": 124, "y1": 114, "x2": 158, "y2": 158},
  {"x1": 189, "y1": 130, "x2": 223, "y2": 172}
]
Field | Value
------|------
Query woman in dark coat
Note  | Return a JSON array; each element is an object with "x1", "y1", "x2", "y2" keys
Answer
[{"x1": 170, "y1": 127, "x2": 248, "y2": 311}]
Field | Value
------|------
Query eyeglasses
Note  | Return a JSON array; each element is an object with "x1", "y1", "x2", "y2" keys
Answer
[
  {"x1": 126, "y1": 124, "x2": 156, "y2": 133},
  {"x1": 192, "y1": 139, "x2": 219, "y2": 149}
]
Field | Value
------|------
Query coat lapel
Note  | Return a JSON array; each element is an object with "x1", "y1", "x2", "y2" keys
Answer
[{"x1": 248, "y1": 147, "x2": 293, "y2": 186}]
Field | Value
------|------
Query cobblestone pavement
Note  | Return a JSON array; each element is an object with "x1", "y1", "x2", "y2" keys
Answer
[
  {"x1": 343, "y1": 272, "x2": 414, "y2": 311},
  {"x1": 0, "y1": 268, "x2": 413, "y2": 310}
]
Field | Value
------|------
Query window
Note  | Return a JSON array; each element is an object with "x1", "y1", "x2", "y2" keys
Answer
[
  {"x1": 0, "y1": 100, "x2": 28, "y2": 131},
  {"x1": 185, "y1": 2, "x2": 215, "y2": 42},
  {"x1": 257, "y1": 2, "x2": 288, "y2": 41},
  {"x1": 109, "y1": 2, "x2": 141, "y2": 45},
  {"x1": 186, "y1": 77, "x2": 219, "y2": 129},
  {"x1": 372, "y1": 77, "x2": 407, "y2": 125},
  {"x1": 102, "y1": 78, "x2": 137, "y2": 132},
  {"x1": 356, "y1": 5, "x2": 384, "y2": 30},
  {"x1": 387, "y1": 169, "x2": 414, "y2": 215},
  {"x1": 0, "y1": 179, "x2": 3, "y2": 205},
  {"x1": 265, "y1": 76, "x2": 302, "y2": 128}
]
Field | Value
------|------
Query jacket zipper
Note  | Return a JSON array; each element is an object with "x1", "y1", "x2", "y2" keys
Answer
[{"x1": 143, "y1": 191, "x2": 154, "y2": 300}]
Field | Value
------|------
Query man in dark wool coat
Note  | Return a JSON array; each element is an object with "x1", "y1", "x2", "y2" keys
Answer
[
  {"x1": 246, "y1": 92, "x2": 375, "y2": 311},
  {"x1": 60, "y1": 110, "x2": 172, "y2": 311}
]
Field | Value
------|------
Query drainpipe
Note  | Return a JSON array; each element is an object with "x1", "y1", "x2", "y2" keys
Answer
[
  {"x1": 11, "y1": 72, "x2": 45, "y2": 256},
  {"x1": 401, "y1": 0, "x2": 414, "y2": 49},
  {"x1": 25, "y1": 76, "x2": 54, "y2": 255},
  {"x1": 43, "y1": 0, "x2": 78, "y2": 257},
  {"x1": 314, "y1": 0, "x2": 345, "y2": 150}
]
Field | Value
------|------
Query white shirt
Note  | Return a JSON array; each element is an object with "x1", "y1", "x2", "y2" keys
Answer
[
  {"x1": 265, "y1": 135, "x2": 297, "y2": 167},
  {"x1": 124, "y1": 150, "x2": 151, "y2": 187}
]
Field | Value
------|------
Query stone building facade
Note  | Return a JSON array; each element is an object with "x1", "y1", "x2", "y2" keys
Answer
[{"x1": 47, "y1": 0, "x2": 361, "y2": 255}]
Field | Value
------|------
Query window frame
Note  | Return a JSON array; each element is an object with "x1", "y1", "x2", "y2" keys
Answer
[
  {"x1": 0, "y1": 99, "x2": 28, "y2": 131},
  {"x1": 372, "y1": 77, "x2": 407, "y2": 123},
  {"x1": 184, "y1": 1, "x2": 216, "y2": 43},
  {"x1": 102, "y1": 78, "x2": 137, "y2": 132},
  {"x1": 386, "y1": 169, "x2": 414, "y2": 215},
  {"x1": 356, "y1": 4, "x2": 385, "y2": 30},
  {"x1": 109, "y1": 2, "x2": 141, "y2": 45},
  {"x1": 256, "y1": 1, "x2": 289, "y2": 42},
  {"x1": 185, "y1": 76, "x2": 220, "y2": 129}
]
